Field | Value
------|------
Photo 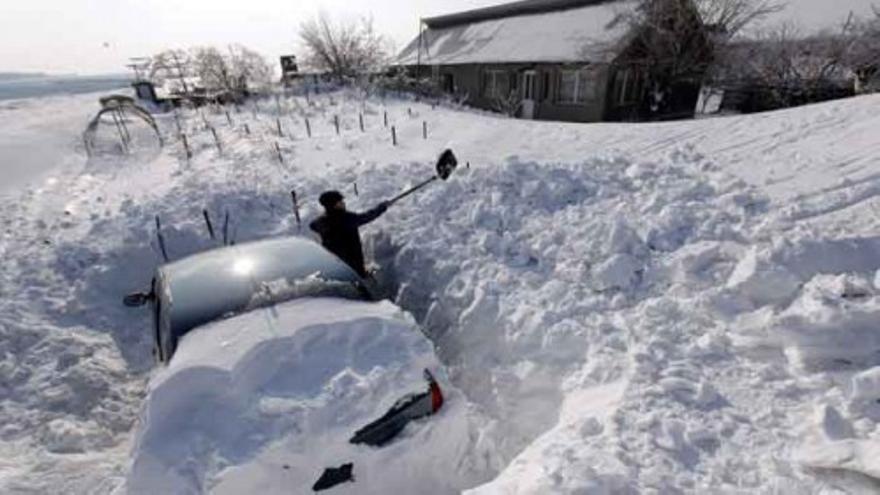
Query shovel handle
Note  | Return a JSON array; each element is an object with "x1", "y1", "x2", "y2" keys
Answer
[{"x1": 387, "y1": 176, "x2": 438, "y2": 206}]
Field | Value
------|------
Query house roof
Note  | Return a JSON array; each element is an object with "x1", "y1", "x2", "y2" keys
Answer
[{"x1": 394, "y1": 0, "x2": 636, "y2": 66}]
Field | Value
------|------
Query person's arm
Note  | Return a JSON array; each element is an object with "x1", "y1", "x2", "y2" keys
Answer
[
  {"x1": 351, "y1": 201, "x2": 390, "y2": 227},
  {"x1": 309, "y1": 217, "x2": 324, "y2": 234}
]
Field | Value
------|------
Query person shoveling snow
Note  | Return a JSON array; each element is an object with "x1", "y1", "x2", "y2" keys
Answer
[
  {"x1": 311, "y1": 149, "x2": 458, "y2": 278},
  {"x1": 310, "y1": 190, "x2": 390, "y2": 277}
]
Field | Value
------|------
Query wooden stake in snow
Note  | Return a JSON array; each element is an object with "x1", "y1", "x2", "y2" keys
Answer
[
  {"x1": 202, "y1": 209, "x2": 216, "y2": 240},
  {"x1": 383, "y1": 111, "x2": 388, "y2": 128},
  {"x1": 353, "y1": 182, "x2": 359, "y2": 196},
  {"x1": 334, "y1": 115, "x2": 340, "y2": 135},
  {"x1": 423, "y1": 121, "x2": 427, "y2": 140},
  {"x1": 274, "y1": 141, "x2": 284, "y2": 165},
  {"x1": 174, "y1": 111, "x2": 182, "y2": 135},
  {"x1": 155, "y1": 215, "x2": 169, "y2": 262},
  {"x1": 276, "y1": 118, "x2": 284, "y2": 137},
  {"x1": 305, "y1": 118, "x2": 312, "y2": 138},
  {"x1": 391, "y1": 126, "x2": 397, "y2": 146},
  {"x1": 222, "y1": 211, "x2": 230, "y2": 246},
  {"x1": 359, "y1": 113, "x2": 364, "y2": 132},
  {"x1": 181, "y1": 133, "x2": 192, "y2": 160},
  {"x1": 83, "y1": 135, "x2": 92, "y2": 158},
  {"x1": 210, "y1": 127, "x2": 222, "y2": 154},
  {"x1": 290, "y1": 190, "x2": 302, "y2": 230},
  {"x1": 244, "y1": 123, "x2": 251, "y2": 136},
  {"x1": 225, "y1": 110, "x2": 233, "y2": 126}
]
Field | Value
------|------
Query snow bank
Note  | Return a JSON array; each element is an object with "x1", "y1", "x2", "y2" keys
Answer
[{"x1": 4, "y1": 87, "x2": 880, "y2": 493}]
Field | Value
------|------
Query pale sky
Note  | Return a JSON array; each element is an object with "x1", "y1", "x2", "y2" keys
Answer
[{"x1": 0, "y1": 0, "x2": 877, "y2": 75}]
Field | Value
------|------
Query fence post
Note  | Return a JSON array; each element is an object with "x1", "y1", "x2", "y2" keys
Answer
[
  {"x1": 359, "y1": 113, "x2": 364, "y2": 132},
  {"x1": 210, "y1": 127, "x2": 222, "y2": 154},
  {"x1": 305, "y1": 118, "x2": 312, "y2": 138},
  {"x1": 202, "y1": 209, "x2": 216, "y2": 240},
  {"x1": 276, "y1": 118, "x2": 284, "y2": 137},
  {"x1": 391, "y1": 126, "x2": 397, "y2": 146},
  {"x1": 274, "y1": 141, "x2": 284, "y2": 165},
  {"x1": 225, "y1": 110, "x2": 232, "y2": 126},
  {"x1": 181, "y1": 133, "x2": 192, "y2": 159},
  {"x1": 222, "y1": 211, "x2": 230, "y2": 246},
  {"x1": 383, "y1": 111, "x2": 388, "y2": 128},
  {"x1": 334, "y1": 115, "x2": 340, "y2": 135},
  {"x1": 155, "y1": 215, "x2": 169, "y2": 262},
  {"x1": 290, "y1": 190, "x2": 302, "y2": 230},
  {"x1": 423, "y1": 121, "x2": 427, "y2": 140}
]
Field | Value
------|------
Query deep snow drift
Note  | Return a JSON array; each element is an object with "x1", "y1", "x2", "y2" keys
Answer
[
  {"x1": 128, "y1": 298, "x2": 487, "y2": 494},
  {"x1": 1, "y1": 87, "x2": 880, "y2": 493}
]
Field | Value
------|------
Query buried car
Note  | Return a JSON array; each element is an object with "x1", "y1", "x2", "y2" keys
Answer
[{"x1": 124, "y1": 237, "x2": 476, "y2": 494}]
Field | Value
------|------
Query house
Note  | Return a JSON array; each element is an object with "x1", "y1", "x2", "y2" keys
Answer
[{"x1": 394, "y1": 0, "x2": 712, "y2": 122}]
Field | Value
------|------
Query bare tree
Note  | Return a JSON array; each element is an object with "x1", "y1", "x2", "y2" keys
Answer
[
  {"x1": 846, "y1": 6, "x2": 880, "y2": 93},
  {"x1": 694, "y1": 0, "x2": 784, "y2": 39},
  {"x1": 606, "y1": 0, "x2": 782, "y2": 116},
  {"x1": 714, "y1": 14, "x2": 860, "y2": 109},
  {"x1": 155, "y1": 45, "x2": 273, "y2": 97},
  {"x1": 191, "y1": 47, "x2": 233, "y2": 92},
  {"x1": 149, "y1": 49, "x2": 193, "y2": 94},
  {"x1": 299, "y1": 13, "x2": 391, "y2": 79},
  {"x1": 226, "y1": 44, "x2": 274, "y2": 92}
]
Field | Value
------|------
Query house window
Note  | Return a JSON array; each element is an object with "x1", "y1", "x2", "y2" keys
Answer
[
  {"x1": 483, "y1": 69, "x2": 509, "y2": 98},
  {"x1": 557, "y1": 67, "x2": 596, "y2": 104},
  {"x1": 614, "y1": 68, "x2": 643, "y2": 105},
  {"x1": 543, "y1": 72, "x2": 551, "y2": 100}
]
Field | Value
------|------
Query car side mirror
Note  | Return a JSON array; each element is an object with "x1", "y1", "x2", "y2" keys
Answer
[{"x1": 123, "y1": 291, "x2": 152, "y2": 307}]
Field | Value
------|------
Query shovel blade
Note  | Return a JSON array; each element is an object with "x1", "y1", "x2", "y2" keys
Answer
[{"x1": 436, "y1": 149, "x2": 458, "y2": 180}]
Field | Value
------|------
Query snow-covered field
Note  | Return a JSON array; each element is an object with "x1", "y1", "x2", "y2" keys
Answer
[{"x1": 1, "y1": 86, "x2": 879, "y2": 493}]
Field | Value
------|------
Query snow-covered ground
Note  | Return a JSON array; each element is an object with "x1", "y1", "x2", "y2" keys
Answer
[{"x1": 1, "y1": 87, "x2": 879, "y2": 493}]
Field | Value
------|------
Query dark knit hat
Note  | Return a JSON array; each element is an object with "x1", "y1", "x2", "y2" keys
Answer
[{"x1": 319, "y1": 190, "x2": 344, "y2": 209}]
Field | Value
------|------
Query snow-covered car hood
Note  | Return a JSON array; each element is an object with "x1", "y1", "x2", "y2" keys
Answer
[{"x1": 127, "y1": 297, "x2": 478, "y2": 494}]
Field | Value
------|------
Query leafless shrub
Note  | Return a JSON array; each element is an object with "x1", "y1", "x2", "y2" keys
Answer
[
  {"x1": 846, "y1": 6, "x2": 880, "y2": 93},
  {"x1": 712, "y1": 15, "x2": 860, "y2": 109},
  {"x1": 299, "y1": 13, "x2": 392, "y2": 79},
  {"x1": 491, "y1": 89, "x2": 522, "y2": 117}
]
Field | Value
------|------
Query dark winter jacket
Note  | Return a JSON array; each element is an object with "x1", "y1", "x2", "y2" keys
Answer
[{"x1": 309, "y1": 204, "x2": 388, "y2": 277}]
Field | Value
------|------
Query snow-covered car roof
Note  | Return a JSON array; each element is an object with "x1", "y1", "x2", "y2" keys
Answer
[
  {"x1": 155, "y1": 237, "x2": 366, "y2": 360},
  {"x1": 128, "y1": 298, "x2": 473, "y2": 494}
]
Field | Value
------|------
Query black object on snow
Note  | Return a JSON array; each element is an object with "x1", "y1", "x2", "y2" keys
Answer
[
  {"x1": 386, "y1": 148, "x2": 458, "y2": 206},
  {"x1": 349, "y1": 370, "x2": 444, "y2": 447},
  {"x1": 312, "y1": 462, "x2": 355, "y2": 491}
]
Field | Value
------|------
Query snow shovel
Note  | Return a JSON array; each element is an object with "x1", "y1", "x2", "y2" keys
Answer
[{"x1": 386, "y1": 149, "x2": 458, "y2": 206}]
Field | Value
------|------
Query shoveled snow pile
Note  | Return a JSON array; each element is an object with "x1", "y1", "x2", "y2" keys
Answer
[{"x1": 1, "y1": 87, "x2": 880, "y2": 493}]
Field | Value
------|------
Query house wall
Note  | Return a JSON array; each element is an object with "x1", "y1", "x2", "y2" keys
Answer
[{"x1": 420, "y1": 63, "x2": 613, "y2": 123}]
